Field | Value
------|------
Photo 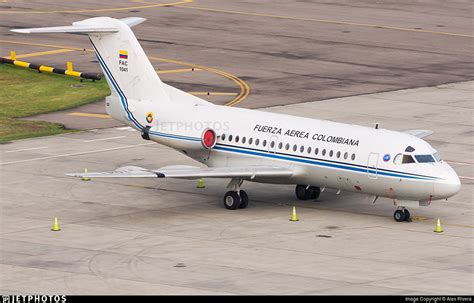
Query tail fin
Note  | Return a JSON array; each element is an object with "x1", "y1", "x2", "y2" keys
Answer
[{"x1": 12, "y1": 17, "x2": 171, "y2": 130}]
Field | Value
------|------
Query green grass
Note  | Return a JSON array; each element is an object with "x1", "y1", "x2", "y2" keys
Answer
[{"x1": 0, "y1": 63, "x2": 110, "y2": 143}]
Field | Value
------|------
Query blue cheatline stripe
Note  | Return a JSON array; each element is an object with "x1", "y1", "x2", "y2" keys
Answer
[
  {"x1": 90, "y1": 39, "x2": 143, "y2": 130},
  {"x1": 213, "y1": 144, "x2": 437, "y2": 181},
  {"x1": 88, "y1": 41, "x2": 436, "y2": 181}
]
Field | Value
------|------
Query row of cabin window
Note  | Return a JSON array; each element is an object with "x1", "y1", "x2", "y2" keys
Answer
[{"x1": 220, "y1": 134, "x2": 356, "y2": 161}]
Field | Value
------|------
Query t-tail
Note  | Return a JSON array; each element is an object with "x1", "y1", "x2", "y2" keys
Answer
[{"x1": 12, "y1": 17, "x2": 175, "y2": 130}]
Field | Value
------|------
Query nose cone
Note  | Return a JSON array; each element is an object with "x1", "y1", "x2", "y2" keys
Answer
[{"x1": 434, "y1": 164, "x2": 461, "y2": 199}]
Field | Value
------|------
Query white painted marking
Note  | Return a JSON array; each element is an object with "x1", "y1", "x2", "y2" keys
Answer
[
  {"x1": 116, "y1": 126, "x2": 132, "y2": 130},
  {"x1": 459, "y1": 176, "x2": 474, "y2": 180},
  {"x1": 446, "y1": 160, "x2": 474, "y2": 166},
  {"x1": 83, "y1": 136, "x2": 126, "y2": 143},
  {"x1": 0, "y1": 143, "x2": 154, "y2": 165},
  {"x1": 5, "y1": 146, "x2": 48, "y2": 153}
]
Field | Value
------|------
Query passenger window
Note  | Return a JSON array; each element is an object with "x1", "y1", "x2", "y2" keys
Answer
[
  {"x1": 270, "y1": 141, "x2": 275, "y2": 148},
  {"x1": 329, "y1": 150, "x2": 333, "y2": 157},
  {"x1": 228, "y1": 135, "x2": 233, "y2": 142},
  {"x1": 235, "y1": 136, "x2": 239, "y2": 143},
  {"x1": 402, "y1": 154, "x2": 415, "y2": 164},
  {"x1": 300, "y1": 146, "x2": 304, "y2": 153},
  {"x1": 293, "y1": 145, "x2": 297, "y2": 152},
  {"x1": 351, "y1": 153, "x2": 355, "y2": 161},
  {"x1": 249, "y1": 138, "x2": 253, "y2": 145},
  {"x1": 336, "y1": 151, "x2": 341, "y2": 158},
  {"x1": 322, "y1": 149, "x2": 326, "y2": 156},
  {"x1": 344, "y1": 152, "x2": 348, "y2": 160},
  {"x1": 221, "y1": 134, "x2": 226, "y2": 141},
  {"x1": 278, "y1": 142, "x2": 283, "y2": 149},
  {"x1": 315, "y1": 148, "x2": 319, "y2": 155},
  {"x1": 242, "y1": 137, "x2": 246, "y2": 144},
  {"x1": 263, "y1": 140, "x2": 267, "y2": 147},
  {"x1": 255, "y1": 139, "x2": 260, "y2": 146},
  {"x1": 285, "y1": 143, "x2": 290, "y2": 150},
  {"x1": 307, "y1": 147, "x2": 312, "y2": 154}
]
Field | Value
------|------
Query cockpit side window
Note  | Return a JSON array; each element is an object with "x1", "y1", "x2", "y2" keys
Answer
[
  {"x1": 402, "y1": 154, "x2": 415, "y2": 164},
  {"x1": 415, "y1": 155, "x2": 435, "y2": 163},
  {"x1": 393, "y1": 153, "x2": 403, "y2": 165},
  {"x1": 433, "y1": 152, "x2": 442, "y2": 162}
]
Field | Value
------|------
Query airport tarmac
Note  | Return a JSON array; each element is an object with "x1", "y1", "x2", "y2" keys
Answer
[{"x1": 0, "y1": 81, "x2": 473, "y2": 294}]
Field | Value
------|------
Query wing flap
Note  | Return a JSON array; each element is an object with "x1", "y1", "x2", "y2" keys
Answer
[{"x1": 67, "y1": 165, "x2": 293, "y2": 179}]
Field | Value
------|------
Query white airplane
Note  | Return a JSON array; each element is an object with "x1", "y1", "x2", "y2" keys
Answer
[{"x1": 13, "y1": 17, "x2": 461, "y2": 222}]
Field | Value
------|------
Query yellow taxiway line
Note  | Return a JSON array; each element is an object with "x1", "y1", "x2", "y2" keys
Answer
[
  {"x1": 68, "y1": 112, "x2": 111, "y2": 119},
  {"x1": 0, "y1": 0, "x2": 193, "y2": 14},
  {"x1": 189, "y1": 92, "x2": 238, "y2": 96},
  {"x1": 157, "y1": 68, "x2": 201, "y2": 74},
  {"x1": 177, "y1": 4, "x2": 473, "y2": 38},
  {"x1": 6, "y1": 49, "x2": 75, "y2": 59},
  {"x1": 2, "y1": 40, "x2": 250, "y2": 107}
]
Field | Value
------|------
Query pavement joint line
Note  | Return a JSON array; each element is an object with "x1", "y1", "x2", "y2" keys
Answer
[
  {"x1": 177, "y1": 4, "x2": 474, "y2": 38},
  {"x1": 83, "y1": 136, "x2": 126, "y2": 143},
  {"x1": 0, "y1": 143, "x2": 154, "y2": 165}
]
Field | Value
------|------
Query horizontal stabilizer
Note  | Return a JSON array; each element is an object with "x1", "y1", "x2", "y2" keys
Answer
[
  {"x1": 11, "y1": 17, "x2": 145, "y2": 34},
  {"x1": 67, "y1": 165, "x2": 293, "y2": 179}
]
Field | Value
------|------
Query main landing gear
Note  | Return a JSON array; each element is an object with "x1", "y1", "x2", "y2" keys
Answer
[
  {"x1": 393, "y1": 207, "x2": 411, "y2": 222},
  {"x1": 223, "y1": 178, "x2": 248, "y2": 210},
  {"x1": 295, "y1": 184, "x2": 321, "y2": 200}
]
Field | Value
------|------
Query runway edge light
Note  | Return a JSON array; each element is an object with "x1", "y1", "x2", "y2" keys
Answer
[{"x1": 434, "y1": 218, "x2": 444, "y2": 233}]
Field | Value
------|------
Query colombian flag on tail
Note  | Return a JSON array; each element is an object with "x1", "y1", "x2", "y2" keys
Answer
[{"x1": 119, "y1": 50, "x2": 128, "y2": 59}]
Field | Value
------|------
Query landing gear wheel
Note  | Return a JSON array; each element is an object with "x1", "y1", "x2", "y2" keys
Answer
[
  {"x1": 403, "y1": 209, "x2": 411, "y2": 221},
  {"x1": 295, "y1": 185, "x2": 308, "y2": 200},
  {"x1": 223, "y1": 191, "x2": 241, "y2": 210},
  {"x1": 238, "y1": 190, "x2": 249, "y2": 209},
  {"x1": 310, "y1": 187, "x2": 321, "y2": 200},
  {"x1": 394, "y1": 209, "x2": 406, "y2": 222}
]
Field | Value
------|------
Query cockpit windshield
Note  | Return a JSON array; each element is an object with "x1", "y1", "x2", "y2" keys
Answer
[{"x1": 414, "y1": 155, "x2": 435, "y2": 163}]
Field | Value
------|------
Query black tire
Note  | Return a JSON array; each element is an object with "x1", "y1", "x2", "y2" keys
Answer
[
  {"x1": 223, "y1": 191, "x2": 241, "y2": 210},
  {"x1": 393, "y1": 210, "x2": 406, "y2": 222},
  {"x1": 403, "y1": 209, "x2": 411, "y2": 221},
  {"x1": 238, "y1": 190, "x2": 249, "y2": 209},
  {"x1": 310, "y1": 186, "x2": 321, "y2": 200},
  {"x1": 295, "y1": 185, "x2": 309, "y2": 200}
]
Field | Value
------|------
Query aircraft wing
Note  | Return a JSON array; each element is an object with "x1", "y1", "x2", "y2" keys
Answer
[
  {"x1": 405, "y1": 129, "x2": 434, "y2": 139},
  {"x1": 66, "y1": 165, "x2": 293, "y2": 179}
]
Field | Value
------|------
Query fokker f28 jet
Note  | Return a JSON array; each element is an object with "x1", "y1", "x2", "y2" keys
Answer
[{"x1": 12, "y1": 17, "x2": 461, "y2": 222}]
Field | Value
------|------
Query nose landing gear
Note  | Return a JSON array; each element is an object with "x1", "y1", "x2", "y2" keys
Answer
[{"x1": 394, "y1": 207, "x2": 411, "y2": 222}]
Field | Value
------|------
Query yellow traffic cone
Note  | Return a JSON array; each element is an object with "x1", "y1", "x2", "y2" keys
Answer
[
  {"x1": 289, "y1": 206, "x2": 299, "y2": 222},
  {"x1": 434, "y1": 218, "x2": 443, "y2": 233},
  {"x1": 81, "y1": 168, "x2": 91, "y2": 181},
  {"x1": 51, "y1": 217, "x2": 61, "y2": 231},
  {"x1": 196, "y1": 178, "x2": 205, "y2": 188}
]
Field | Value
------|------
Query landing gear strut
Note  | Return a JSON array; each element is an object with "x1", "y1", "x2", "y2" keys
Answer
[
  {"x1": 393, "y1": 207, "x2": 411, "y2": 222},
  {"x1": 223, "y1": 178, "x2": 249, "y2": 210},
  {"x1": 295, "y1": 184, "x2": 321, "y2": 200}
]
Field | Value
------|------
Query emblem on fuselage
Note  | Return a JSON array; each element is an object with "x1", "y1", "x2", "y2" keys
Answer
[
  {"x1": 383, "y1": 154, "x2": 391, "y2": 162},
  {"x1": 146, "y1": 112, "x2": 154, "y2": 124}
]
